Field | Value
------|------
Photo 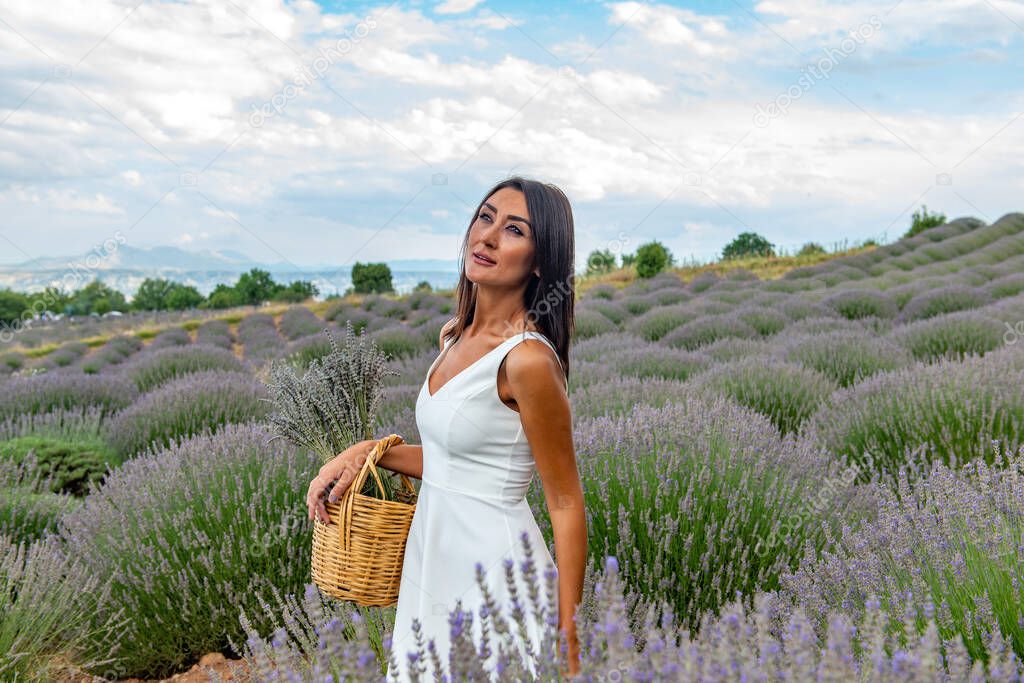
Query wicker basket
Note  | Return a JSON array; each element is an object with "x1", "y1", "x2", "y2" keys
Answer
[{"x1": 311, "y1": 433, "x2": 418, "y2": 606}]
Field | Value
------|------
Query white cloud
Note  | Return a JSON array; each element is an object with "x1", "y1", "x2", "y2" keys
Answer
[
  {"x1": 0, "y1": 0, "x2": 1018, "y2": 264},
  {"x1": 434, "y1": 0, "x2": 486, "y2": 15},
  {"x1": 203, "y1": 206, "x2": 239, "y2": 222},
  {"x1": 0, "y1": 185, "x2": 123, "y2": 214}
]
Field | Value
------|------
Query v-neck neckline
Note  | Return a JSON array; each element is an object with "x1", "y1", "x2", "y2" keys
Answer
[{"x1": 424, "y1": 331, "x2": 538, "y2": 399}]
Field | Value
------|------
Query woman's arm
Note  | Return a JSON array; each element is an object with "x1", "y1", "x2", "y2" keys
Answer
[
  {"x1": 505, "y1": 340, "x2": 587, "y2": 676},
  {"x1": 377, "y1": 442, "x2": 424, "y2": 479}
]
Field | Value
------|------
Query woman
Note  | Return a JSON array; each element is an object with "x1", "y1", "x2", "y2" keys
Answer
[{"x1": 306, "y1": 176, "x2": 586, "y2": 680}]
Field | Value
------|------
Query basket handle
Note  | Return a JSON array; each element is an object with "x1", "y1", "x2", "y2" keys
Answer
[{"x1": 337, "y1": 434, "x2": 412, "y2": 553}]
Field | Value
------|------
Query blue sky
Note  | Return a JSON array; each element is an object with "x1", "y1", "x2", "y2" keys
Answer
[{"x1": 0, "y1": 0, "x2": 1022, "y2": 275}]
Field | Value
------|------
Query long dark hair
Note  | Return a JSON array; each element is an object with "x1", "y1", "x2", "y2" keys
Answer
[{"x1": 444, "y1": 176, "x2": 575, "y2": 385}]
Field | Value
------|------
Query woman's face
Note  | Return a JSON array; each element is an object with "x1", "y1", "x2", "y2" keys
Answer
[{"x1": 465, "y1": 186, "x2": 537, "y2": 286}]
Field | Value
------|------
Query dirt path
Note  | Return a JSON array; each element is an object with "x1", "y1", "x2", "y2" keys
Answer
[{"x1": 54, "y1": 653, "x2": 252, "y2": 683}]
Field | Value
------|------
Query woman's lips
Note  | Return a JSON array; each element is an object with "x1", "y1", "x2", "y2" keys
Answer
[{"x1": 472, "y1": 252, "x2": 496, "y2": 266}]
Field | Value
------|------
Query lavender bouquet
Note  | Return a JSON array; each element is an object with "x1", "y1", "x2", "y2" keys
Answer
[{"x1": 262, "y1": 320, "x2": 402, "y2": 501}]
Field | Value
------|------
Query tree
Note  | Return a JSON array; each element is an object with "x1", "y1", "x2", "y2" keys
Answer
[
  {"x1": 164, "y1": 283, "x2": 204, "y2": 310},
  {"x1": 133, "y1": 278, "x2": 203, "y2": 311},
  {"x1": 133, "y1": 278, "x2": 175, "y2": 311},
  {"x1": 69, "y1": 280, "x2": 127, "y2": 315},
  {"x1": 621, "y1": 253, "x2": 637, "y2": 267},
  {"x1": 30, "y1": 286, "x2": 70, "y2": 317},
  {"x1": 904, "y1": 205, "x2": 946, "y2": 239},
  {"x1": 272, "y1": 280, "x2": 319, "y2": 303},
  {"x1": 413, "y1": 280, "x2": 433, "y2": 293},
  {"x1": 0, "y1": 288, "x2": 29, "y2": 326},
  {"x1": 797, "y1": 242, "x2": 826, "y2": 257},
  {"x1": 635, "y1": 241, "x2": 674, "y2": 279},
  {"x1": 585, "y1": 249, "x2": 616, "y2": 276},
  {"x1": 235, "y1": 268, "x2": 283, "y2": 305},
  {"x1": 201, "y1": 283, "x2": 244, "y2": 310},
  {"x1": 722, "y1": 232, "x2": 775, "y2": 260},
  {"x1": 351, "y1": 262, "x2": 394, "y2": 294}
]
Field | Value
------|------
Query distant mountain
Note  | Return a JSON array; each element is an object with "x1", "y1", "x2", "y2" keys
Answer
[{"x1": 0, "y1": 245, "x2": 461, "y2": 298}]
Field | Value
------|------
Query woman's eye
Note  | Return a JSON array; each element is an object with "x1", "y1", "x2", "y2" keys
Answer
[
  {"x1": 508, "y1": 225, "x2": 523, "y2": 235},
  {"x1": 478, "y1": 212, "x2": 491, "y2": 221}
]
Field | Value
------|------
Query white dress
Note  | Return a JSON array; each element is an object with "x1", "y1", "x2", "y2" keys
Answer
[{"x1": 386, "y1": 330, "x2": 562, "y2": 682}]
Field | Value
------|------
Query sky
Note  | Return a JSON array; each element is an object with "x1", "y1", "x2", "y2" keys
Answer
[{"x1": 0, "y1": 0, "x2": 1022, "y2": 275}]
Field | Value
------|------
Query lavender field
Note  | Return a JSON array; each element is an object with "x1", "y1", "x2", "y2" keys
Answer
[{"x1": 3, "y1": 212, "x2": 1024, "y2": 681}]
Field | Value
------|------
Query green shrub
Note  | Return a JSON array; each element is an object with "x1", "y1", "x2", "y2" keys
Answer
[
  {"x1": 0, "y1": 435, "x2": 118, "y2": 495},
  {"x1": 903, "y1": 204, "x2": 946, "y2": 238},
  {"x1": 0, "y1": 454, "x2": 82, "y2": 544},
  {"x1": 634, "y1": 241, "x2": 673, "y2": 278},
  {"x1": 722, "y1": 232, "x2": 774, "y2": 260}
]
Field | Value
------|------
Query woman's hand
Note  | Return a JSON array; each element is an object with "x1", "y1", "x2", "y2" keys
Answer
[{"x1": 306, "y1": 439, "x2": 378, "y2": 524}]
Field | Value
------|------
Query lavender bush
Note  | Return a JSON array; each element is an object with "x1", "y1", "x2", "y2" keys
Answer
[
  {"x1": 0, "y1": 371, "x2": 137, "y2": 420},
  {"x1": 147, "y1": 325, "x2": 192, "y2": 350},
  {"x1": 984, "y1": 272, "x2": 1024, "y2": 300},
  {"x1": 79, "y1": 334, "x2": 143, "y2": 374},
  {"x1": 627, "y1": 303, "x2": 697, "y2": 341},
  {"x1": 662, "y1": 315, "x2": 758, "y2": 351},
  {"x1": 779, "y1": 329, "x2": 914, "y2": 387},
  {"x1": 105, "y1": 369, "x2": 270, "y2": 458},
  {"x1": 573, "y1": 308, "x2": 618, "y2": 339},
  {"x1": 603, "y1": 344, "x2": 711, "y2": 382},
  {"x1": 279, "y1": 331, "x2": 333, "y2": 370},
  {"x1": 735, "y1": 305, "x2": 789, "y2": 337},
  {"x1": 120, "y1": 342, "x2": 245, "y2": 392},
  {"x1": 369, "y1": 325, "x2": 425, "y2": 360},
  {"x1": 685, "y1": 357, "x2": 837, "y2": 435},
  {"x1": 57, "y1": 423, "x2": 318, "y2": 679},
  {"x1": 898, "y1": 285, "x2": 991, "y2": 323},
  {"x1": 821, "y1": 289, "x2": 898, "y2": 320},
  {"x1": 215, "y1": 535, "x2": 1015, "y2": 682},
  {"x1": 527, "y1": 397, "x2": 867, "y2": 632},
  {"x1": 196, "y1": 319, "x2": 235, "y2": 349},
  {"x1": 803, "y1": 346, "x2": 1024, "y2": 480},
  {"x1": 1, "y1": 532, "x2": 128, "y2": 682},
  {"x1": 889, "y1": 310, "x2": 1007, "y2": 362},
  {"x1": 568, "y1": 375, "x2": 691, "y2": 419},
  {"x1": 781, "y1": 442, "x2": 1024, "y2": 666},
  {"x1": 699, "y1": 336, "x2": 772, "y2": 363},
  {"x1": 279, "y1": 306, "x2": 326, "y2": 340},
  {"x1": 238, "y1": 312, "x2": 285, "y2": 365},
  {"x1": 582, "y1": 299, "x2": 628, "y2": 325}
]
